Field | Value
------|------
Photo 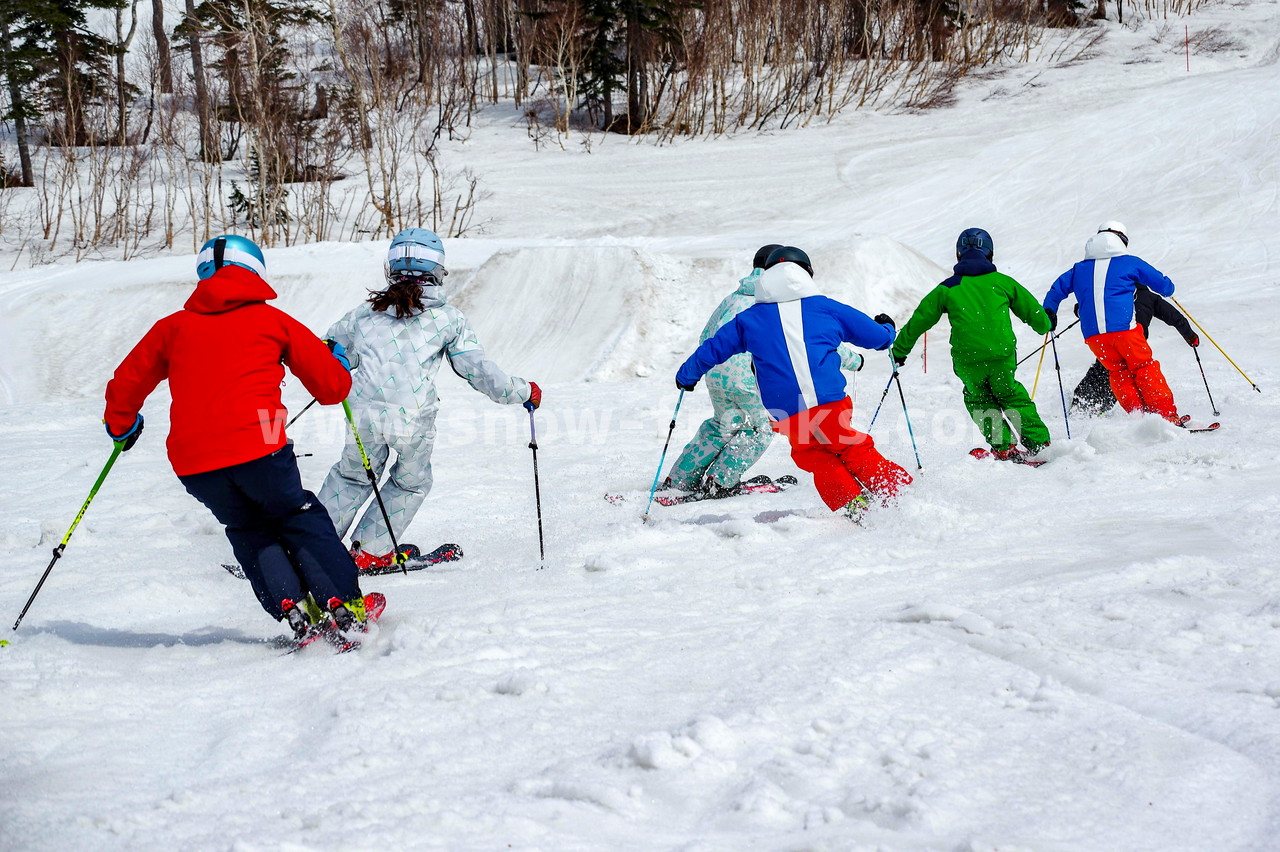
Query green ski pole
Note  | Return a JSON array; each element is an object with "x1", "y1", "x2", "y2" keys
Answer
[
  {"x1": 341, "y1": 400, "x2": 408, "y2": 575},
  {"x1": 13, "y1": 442, "x2": 125, "y2": 632}
]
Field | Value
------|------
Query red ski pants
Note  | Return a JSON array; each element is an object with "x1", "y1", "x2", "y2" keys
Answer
[
  {"x1": 773, "y1": 396, "x2": 912, "y2": 511},
  {"x1": 1084, "y1": 327, "x2": 1179, "y2": 421}
]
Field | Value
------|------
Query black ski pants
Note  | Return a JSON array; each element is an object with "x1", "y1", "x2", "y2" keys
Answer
[{"x1": 179, "y1": 446, "x2": 361, "y2": 620}]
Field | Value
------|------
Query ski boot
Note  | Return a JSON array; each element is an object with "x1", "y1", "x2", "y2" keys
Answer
[
  {"x1": 843, "y1": 494, "x2": 871, "y2": 524},
  {"x1": 351, "y1": 542, "x2": 421, "y2": 572}
]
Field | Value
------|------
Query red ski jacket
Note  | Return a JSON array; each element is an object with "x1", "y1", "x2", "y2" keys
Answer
[{"x1": 104, "y1": 265, "x2": 351, "y2": 476}]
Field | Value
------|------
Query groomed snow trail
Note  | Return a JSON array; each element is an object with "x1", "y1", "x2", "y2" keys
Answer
[{"x1": 2, "y1": 2, "x2": 1279, "y2": 850}]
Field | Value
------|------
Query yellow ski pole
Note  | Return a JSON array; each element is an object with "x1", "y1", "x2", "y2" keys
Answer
[
  {"x1": 13, "y1": 442, "x2": 125, "y2": 632},
  {"x1": 1171, "y1": 298, "x2": 1261, "y2": 393},
  {"x1": 341, "y1": 400, "x2": 408, "y2": 575},
  {"x1": 1030, "y1": 332, "x2": 1049, "y2": 399}
]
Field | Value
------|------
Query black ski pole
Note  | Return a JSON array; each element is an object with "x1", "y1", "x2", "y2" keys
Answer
[
  {"x1": 13, "y1": 442, "x2": 125, "y2": 632},
  {"x1": 1017, "y1": 318, "x2": 1080, "y2": 367},
  {"x1": 341, "y1": 400, "x2": 407, "y2": 575},
  {"x1": 1050, "y1": 332, "x2": 1071, "y2": 440},
  {"x1": 1193, "y1": 346, "x2": 1220, "y2": 417},
  {"x1": 526, "y1": 405, "x2": 546, "y2": 566},
  {"x1": 287, "y1": 398, "x2": 318, "y2": 429},
  {"x1": 889, "y1": 353, "x2": 923, "y2": 470},
  {"x1": 867, "y1": 372, "x2": 896, "y2": 430},
  {"x1": 643, "y1": 391, "x2": 684, "y2": 523}
]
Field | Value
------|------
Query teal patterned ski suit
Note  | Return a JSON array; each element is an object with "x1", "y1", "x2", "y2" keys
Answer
[{"x1": 666, "y1": 270, "x2": 864, "y2": 490}]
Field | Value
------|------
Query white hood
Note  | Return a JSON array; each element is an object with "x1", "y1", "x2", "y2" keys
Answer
[
  {"x1": 1084, "y1": 231, "x2": 1129, "y2": 260},
  {"x1": 755, "y1": 263, "x2": 820, "y2": 304}
]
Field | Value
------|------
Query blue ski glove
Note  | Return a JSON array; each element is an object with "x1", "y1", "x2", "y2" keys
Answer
[
  {"x1": 106, "y1": 414, "x2": 145, "y2": 452},
  {"x1": 325, "y1": 339, "x2": 359, "y2": 371}
]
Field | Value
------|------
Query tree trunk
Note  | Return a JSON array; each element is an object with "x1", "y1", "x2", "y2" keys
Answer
[
  {"x1": 184, "y1": 0, "x2": 217, "y2": 160},
  {"x1": 0, "y1": 17, "x2": 34, "y2": 185},
  {"x1": 152, "y1": 0, "x2": 173, "y2": 93}
]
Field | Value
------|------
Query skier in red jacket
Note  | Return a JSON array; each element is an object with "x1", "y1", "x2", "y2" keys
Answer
[{"x1": 103, "y1": 235, "x2": 375, "y2": 641}]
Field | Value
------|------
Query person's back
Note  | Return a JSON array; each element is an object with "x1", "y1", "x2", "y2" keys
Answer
[
  {"x1": 104, "y1": 235, "x2": 370, "y2": 644},
  {"x1": 1044, "y1": 222, "x2": 1181, "y2": 423},
  {"x1": 664, "y1": 245, "x2": 778, "y2": 495},
  {"x1": 891, "y1": 228, "x2": 1051, "y2": 459},
  {"x1": 676, "y1": 246, "x2": 908, "y2": 518},
  {"x1": 320, "y1": 228, "x2": 538, "y2": 568}
]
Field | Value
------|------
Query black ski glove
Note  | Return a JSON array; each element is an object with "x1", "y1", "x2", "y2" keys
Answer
[
  {"x1": 676, "y1": 380, "x2": 698, "y2": 392},
  {"x1": 1186, "y1": 334, "x2": 1200, "y2": 347},
  {"x1": 106, "y1": 414, "x2": 145, "y2": 452},
  {"x1": 1073, "y1": 302, "x2": 1080, "y2": 318},
  {"x1": 1046, "y1": 309, "x2": 1058, "y2": 331},
  {"x1": 873, "y1": 313, "x2": 895, "y2": 329},
  {"x1": 894, "y1": 355, "x2": 907, "y2": 368}
]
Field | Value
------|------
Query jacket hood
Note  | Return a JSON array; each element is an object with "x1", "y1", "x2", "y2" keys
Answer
[
  {"x1": 184, "y1": 264, "x2": 277, "y2": 314},
  {"x1": 947, "y1": 251, "x2": 997, "y2": 285},
  {"x1": 1084, "y1": 231, "x2": 1128, "y2": 260},
  {"x1": 755, "y1": 263, "x2": 820, "y2": 304},
  {"x1": 736, "y1": 269, "x2": 760, "y2": 297}
]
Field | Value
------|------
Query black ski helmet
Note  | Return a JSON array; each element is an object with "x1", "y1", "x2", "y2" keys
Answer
[
  {"x1": 752, "y1": 243, "x2": 783, "y2": 270},
  {"x1": 956, "y1": 227, "x2": 994, "y2": 260},
  {"x1": 763, "y1": 245, "x2": 814, "y2": 278}
]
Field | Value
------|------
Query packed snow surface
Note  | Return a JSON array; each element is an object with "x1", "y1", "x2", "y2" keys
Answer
[{"x1": 3, "y1": 3, "x2": 1280, "y2": 850}]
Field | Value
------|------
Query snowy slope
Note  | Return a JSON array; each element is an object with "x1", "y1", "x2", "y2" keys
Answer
[{"x1": 3, "y1": 3, "x2": 1280, "y2": 851}]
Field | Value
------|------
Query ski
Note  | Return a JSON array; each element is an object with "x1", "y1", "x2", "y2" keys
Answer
[
  {"x1": 359, "y1": 543, "x2": 463, "y2": 575},
  {"x1": 655, "y1": 474, "x2": 800, "y2": 506},
  {"x1": 605, "y1": 475, "x2": 799, "y2": 507},
  {"x1": 968, "y1": 447, "x2": 1047, "y2": 468},
  {"x1": 225, "y1": 543, "x2": 462, "y2": 581},
  {"x1": 1177, "y1": 420, "x2": 1221, "y2": 433}
]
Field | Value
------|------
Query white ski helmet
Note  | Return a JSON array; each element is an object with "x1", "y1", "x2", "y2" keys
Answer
[{"x1": 1096, "y1": 221, "x2": 1129, "y2": 247}]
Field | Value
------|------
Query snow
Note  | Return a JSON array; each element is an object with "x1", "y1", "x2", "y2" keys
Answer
[{"x1": 3, "y1": 3, "x2": 1280, "y2": 850}]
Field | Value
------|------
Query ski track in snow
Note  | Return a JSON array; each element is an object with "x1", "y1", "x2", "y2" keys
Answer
[{"x1": 3, "y1": 2, "x2": 1280, "y2": 850}]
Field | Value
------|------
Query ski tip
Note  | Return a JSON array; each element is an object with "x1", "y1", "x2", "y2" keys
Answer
[{"x1": 0, "y1": 639, "x2": 10, "y2": 647}]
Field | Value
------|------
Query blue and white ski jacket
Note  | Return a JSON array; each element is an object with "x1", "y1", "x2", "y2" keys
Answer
[
  {"x1": 1043, "y1": 231, "x2": 1176, "y2": 339},
  {"x1": 676, "y1": 263, "x2": 894, "y2": 421}
]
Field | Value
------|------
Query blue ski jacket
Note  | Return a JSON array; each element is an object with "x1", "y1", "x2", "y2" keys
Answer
[
  {"x1": 1043, "y1": 231, "x2": 1176, "y2": 339},
  {"x1": 676, "y1": 262, "x2": 894, "y2": 421}
]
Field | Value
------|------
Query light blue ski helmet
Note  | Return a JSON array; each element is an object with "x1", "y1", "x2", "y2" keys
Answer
[
  {"x1": 386, "y1": 228, "x2": 446, "y2": 281},
  {"x1": 955, "y1": 227, "x2": 994, "y2": 260},
  {"x1": 196, "y1": 234, "x2": 266, "y2": 280}
]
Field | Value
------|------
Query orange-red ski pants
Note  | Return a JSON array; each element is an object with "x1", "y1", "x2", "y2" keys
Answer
[
  {"x1": 773, "y1": 396, "x2": 912, "y2": 511},
  {"x1": 1084, "y1": 327, "x2": 1179, "y2": 421}
]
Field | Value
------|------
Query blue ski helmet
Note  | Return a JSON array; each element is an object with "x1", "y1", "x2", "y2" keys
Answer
[
  {"x1": 763, "y1": 245, "x2": 814, "y2": 278},
  {"x1": 196, "y1": 235, "x2": 266, "y2": 280},
  {"x1": 955, "y1": 228, "x2": 994, "y2": 260},
  {"x1": 386, "y1": 228, "x2": 445, "y2": 281}
]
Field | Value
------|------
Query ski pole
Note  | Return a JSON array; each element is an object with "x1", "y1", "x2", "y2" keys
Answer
[
  {"x1": 1030, "y1": 331, "x2": 1049, "y2": 399},
  {"x1": 287, "y1": 398, "x2": 318, "y2": 429},
  {"x1": 1017, "y1": 319, "x2": 1080, "y2": 367},
  {"x1": 643, "y1": 391, "x2": 684, "y2": 523},
  {"x1": 1193, "y1": 346, "x2": 1220, "y2": 417},
  {"x1": 890, "y1": 352, "x2": 923, "y2": 470},
  {"x1": 13, "y1": 442, "x2": 125, "y2": 632},
  {"x1": 867, "y1": 372, "x2": 896, "y2": 431},
  {"x1": 526, "y1": 405, "x2": 545, "y2": 566},
  {"x1": 1172, "y1": 298, "x2": 1260, "y2": 393},
  {"x1": 1050, "y1": 332, "x2": 1071, "y2": 440},
  {"x1": 341, "y1": 400, "x2": 407, "y2": 575}
]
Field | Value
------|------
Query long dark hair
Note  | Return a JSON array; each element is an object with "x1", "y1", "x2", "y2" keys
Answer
[{"x1": 368, "y1": 278, "x2": 424, "y2": 319}]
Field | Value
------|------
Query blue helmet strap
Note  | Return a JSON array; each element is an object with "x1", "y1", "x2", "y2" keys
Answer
[{"x1": 213, "y1": 237, "x2": 226, "y2": 270}]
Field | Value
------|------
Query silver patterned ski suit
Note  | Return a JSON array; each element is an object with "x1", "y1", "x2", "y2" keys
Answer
[
  {"x1": 319, "y1": 284, "x2": 531, "y2": 552},
  {"x1": 665, "y1": 270, "x2": 865, "y2": 491}
]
